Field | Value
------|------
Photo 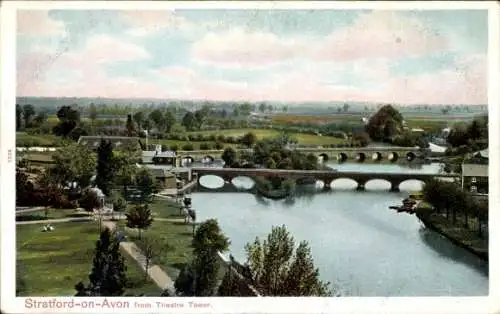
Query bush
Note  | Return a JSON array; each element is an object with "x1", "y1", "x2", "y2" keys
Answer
[
  {"x1": 214, "y1": 142, "x2": 224, "y2": 150},
  {"x1": 182, "y1": 143, "x2": 194, "y2": 151},
  {"x1": 199, "y1": 143, "x2": 212, "y2": 150},
  {"x1": 170, "y1": 144, "x2": 179, "y2": 152}
]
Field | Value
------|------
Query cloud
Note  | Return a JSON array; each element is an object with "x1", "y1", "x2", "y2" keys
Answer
[
  {"x1": 17, "y1": 34, "x2": 151, "y2": 96},
  {"x1": 191, "y1": 11, "x2": 449, "y2": 68},
  {"x1": 314, "y1": 11, "x2": 448, "y2": 61},
  {"x1": 17, "y1": 10, "x2": 66, "y2": 37},
  {"x1": 191, "y1": 28, "x2": 309, "y2": 68},
  {"x1": 120, "y1": 10, "x2": 190, "y2": 37}
]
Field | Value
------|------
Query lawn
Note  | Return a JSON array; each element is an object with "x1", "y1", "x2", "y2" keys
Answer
[
  {"x1": 16, "y1": 132, "x2": 59, "y2": 147},
  {"x1": 148, "y1": 198, "x2": 185, "y2": 219},
  {"x1": 16, "y1": 221, "x2": 161, "y2": 296},
  {"x1": 187, "y1": 128, "x2": 346, "y2": 146},
  {"x1": 119, "y1": 217, "x2": 194, "y2": 280}
]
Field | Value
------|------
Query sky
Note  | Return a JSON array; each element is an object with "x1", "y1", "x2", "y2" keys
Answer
[{"x1": 17, "y1": 9, "x2": 488, "y2": 105}]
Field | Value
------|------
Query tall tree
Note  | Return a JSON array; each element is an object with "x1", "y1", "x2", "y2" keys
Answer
[
  {"x1": 95, "y1": 139, "x2": 115, "y2": 196},
  {"x1": 182, "y1": 112, "x2": 197, "y2": 131},
  {"x1": 33, "y1": 111, "x2": 47, "y2": 126},
  {"x1": 149, "y1": 109, "x2": 164, "y2": 132},
  {"x1": 164, "y1": 111, "x2": 176, "y2": 133},
  {"x1": 75, "y1": 228, "x2": 127, "y2": 296},
  {"x1": 221, "y1": 147, "x2": 238, "y2": 167},
  {"x1": 79, "y1": 188, "x2": 101, "y2": 212},
  {"x1": 126, "y1": 114, "x2": 137, "y2": 137},
  {"x1": 22, "y1": 104, "x2": 36, "y2": 128},
  {"x1": 88, "y1": 103, "x2": 98, "y2": 125},
  {"x1": 135, "y1": 168, "x2": 160, "y2": 203},
  {"x1": 244, "y1": 225, "x2": 332, "y2": 296},
  {"x1": 16, "y1": 104, "x2": 23, "y2": 130},
  {"x1": 53, "y1": 105, "x2": 81, "y2": 138},
  {"x1": 125, "y1": 204, "x2": 153, "y2": 239},
  {"x1": 258, "y1": 103, "x2": 266, "y2": 113},
  {"x1": 175, "y1": 219, "x2": 230, "y2": 296},
  {"x1": 133, "y1": 111, "x2": 144, "y2": 130},
  {"x1": 240, "y1": 132, "x2": 257, "y2": 148},
  {"x1": 343, "y1": 103, "x2": 349, "y2": 113},
  {"x1": 365, "y1": 105, "x2": 404, "y2": 141}
]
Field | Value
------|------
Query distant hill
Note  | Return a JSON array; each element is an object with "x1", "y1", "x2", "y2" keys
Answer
[{"x1": 16, "y1": 96, "x2": 488, "y2": 116}]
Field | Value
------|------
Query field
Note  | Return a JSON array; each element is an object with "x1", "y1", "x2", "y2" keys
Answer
[
  {"x1": 16, "y1": 221, "x2": 161, "y2": 296},
  {"x1": 16, "y1": 132, "x2": 59, "y2": 147},
  {"x1": 16, "y1": 208, "x2": 91, "y2": 222},
  {"x1": 187, "y1": 128, "x2": 346, "y2": 146}
]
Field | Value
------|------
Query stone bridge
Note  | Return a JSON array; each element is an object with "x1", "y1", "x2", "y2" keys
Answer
[
  {"x1": 192, "y1": 167, "x2": 458, "y2": 192},
  {"x1": 177, "y1": 146, "x2": 428, "y2": 163}
]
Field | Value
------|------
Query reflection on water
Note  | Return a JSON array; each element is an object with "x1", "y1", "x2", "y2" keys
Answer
[{"x1": 191, "y1": 163, "x2": 488, "y2": 296}]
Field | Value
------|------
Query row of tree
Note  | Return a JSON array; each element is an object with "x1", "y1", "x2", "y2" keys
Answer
[{"x1": 422, "y1": 179, "x2": 488, "y2": 238}]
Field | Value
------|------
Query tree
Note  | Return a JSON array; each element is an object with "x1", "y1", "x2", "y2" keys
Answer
[
  {"x1": 135, "y1": 168, "x2": 160, "y2": 203},
  {"x1": 164, "y1": 111, "x2": 176, "y2": 133},
  {"x1": 141, "y1": 236, "x2": 157, "y2": 279},
  {"x1": 365, "y1": 105, "x2": 404, "y2": 142},
  {"x1": 258, "y1": 103, "x2": 266, "y2": 113},
  {"x1": 16, "y1": 104, "x2": 23, "y2": 130},
  {"x1": 51, "y1": 143, "x2": 96, "y2": 192},
  {"x1": 22, "y1": 104, "x2": 36, "y2": 128},
  {"x1": 343, "y1": 103, "x2": 349, "y2": 113},
  {"x1": 113, "y1": 151, "x2": 138, "y2": 196},
  {"x1": 175, "y1": 219, "x2": 229, "y2": 296},
  {"x1": 75, "y1": 228, "x2": 127, "y2": 296},
  {"x1": 79, "y1": 188, "x2": 102, "y2": 212},
  {"x1": 53, "y1": 105, "x2": 81, "y2": 138},
  {"x1": 170, "y1": 123, "x2": 186, "y2": 134},
  {"x1": 132, "y1": 111, "x2": 144, "y2": 130},
  {"x1": 244, "y1": 225, "x2": 332, "y2": 296},
  {"x1": 88, "y1": 103, "x2": 98, "y2": 125},
  {"x1": 194, "y1": 110, "x2": 206, "y2": 130},
  {"x1": 126, "y1": 114, "x2": 137, "y2": 137},
  {"x1": 192, "y1": 219, "x2": 230, "y2": 255},
  {"x1": 221, "y1": 147, "x2": 238, "y2": 167},
  {"x1": 182, "y1": 112, "x2": 197, "y2": 131},
  {"x1": 95, "y1": 139, "x2": 115, "y2": 196},
  {"x1": 149, "y1": 109, "x2": 164, "y2": 132},
  {"x1": 240, "y1": 132, "x2": 257, "y2": 148},
  {"x1": 33, "y1": 111, "x2": 48, "y2": 126},
  {"x1": 126, "y1": 204, "x2": 153, "y2": 239},
  {"x1": 110, "y1": 191, "x2": 127, "y2": 219}
]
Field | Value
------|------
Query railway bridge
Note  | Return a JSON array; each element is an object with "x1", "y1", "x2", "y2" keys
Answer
[{"x1": 191, "y1": 167, "x2": 458, "y2": 192}]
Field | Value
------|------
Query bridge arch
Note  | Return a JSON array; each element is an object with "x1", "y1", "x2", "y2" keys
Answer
[
  {"x1": 398, "y1": 179, "x2": 426, "y2": 191},
  {"x1": 356, "y1": 152, "x2": 366, "y2": 162},
  {"x1": 337, "y1": 152, "x2": 348, "y2": 163},
  {"x1": 202, "y1": 155, "x2": 215, "y2": 163},
  {"x1": 198, "y1": 174, "x2": 225, "y2": 189},
  {"x1": 231, "y1": 176, "x2": 255, "y2": 190},
  {"x1": 182, "y1": 156, "x2": 195, "y2": 164},
  {"x1": 388, "y1": 152, "x2": 399, "y2": 162},
  {"x1": 319, "y1": 153, "x2": 329, "y2": 162},
  {"x1": 406, "y1": 152, "x2": 416, "y2": 162},
  {"x1": 372, "y1": 152, "x2": 382, "y2": 161},
  {"x1": 330, "y1": 178, "x2": 358, "y2": 190},
  {"x1": 365, "y1": 178, "x2": 392, "y2": 191}
]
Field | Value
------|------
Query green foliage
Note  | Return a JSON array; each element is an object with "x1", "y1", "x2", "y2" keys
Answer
[
  {"x1": 75, "y1": 228, "x2": 127, "y2": 296},
  {"x1": 365, "y1": 105, "x2": 404, "y2": 141},
  {"x1": 79, "y1": 188, "x2": 101, "y2": 212},
  {"x1": 126, "y1": 114, "x2": 137, "y2": 137},
  {"x1": 110, "y1": 191, "x2": 127, "y2": 212},
  {"x1": 149, "y1": 109, "x2": 164, "y2": 132},
  {"x1": 51, "y1": 143, "x2": 96, "y2": 191},
  {"x1": 164, "y1": 111, "x2": 176, "y2": 133},
  {"x1": 240, "y1": 132, "x2": 257, "y2": 148},
  {"x1": 95, "y1": 139, "x2": 115, "y2": 196},
  {"x1": 181, "y1": 143, "x2": 194, "y2": 151},
  {"x1": 244, "y1": 225, "x2": 332, "y2": 296},
  {"x1": 126, "y1": 204, "x2": 154, "y2": 239},
  {"x1": 53, "y1": 105, "x2": 81, "y2": 138},
  {"x1": 135, "y1": 168, "x2": 160, "y2": 202},
  {"x1": 447, "y1": 115, "x2": 488, "y2": 148},
  {"x1": 175, "y1": 219, "x2": 229, "y2": 296},
  {"x1": 192, "y1": 219, "x2": 230, "y2": 255},
  {"x1": 221, "y1": 147, "x2": 238, "y2": 167},
  {"x1": 182, "y1": 112, "x2": 197, "y2": 131}
]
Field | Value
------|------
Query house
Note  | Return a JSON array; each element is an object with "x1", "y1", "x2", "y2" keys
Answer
[
  {"x1": 144, "y1": 167, "x2": 177, "y2": 189},
  {"x1": 461, "y1": 149, "x2": 488, "y2": 194},
  {"x1": 77, "y1": 136, "x2": 144, "y2": 151}
]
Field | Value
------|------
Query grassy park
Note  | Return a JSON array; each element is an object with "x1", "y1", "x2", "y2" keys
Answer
[{"x1": 16, "y1": 221, "x2": 161, "y2": 296}]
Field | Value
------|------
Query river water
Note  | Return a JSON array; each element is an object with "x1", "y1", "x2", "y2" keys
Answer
[{"x1": 189, "y1": 162, "x2": 488, "y2": 296}]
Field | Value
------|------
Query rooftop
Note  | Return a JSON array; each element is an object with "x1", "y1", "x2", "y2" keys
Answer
[{"x1": 462, "y1": 164, "x2": 488, "y2": 177}]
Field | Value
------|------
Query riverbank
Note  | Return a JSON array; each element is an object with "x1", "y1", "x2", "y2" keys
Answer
[{"x1": 416, "y1": 206, "x2": 488, "y2": 261}]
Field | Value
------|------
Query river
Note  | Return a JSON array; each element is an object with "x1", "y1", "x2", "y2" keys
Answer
[{"x1": 188, "y1": 162, "x2": 488, "y2": 296}]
